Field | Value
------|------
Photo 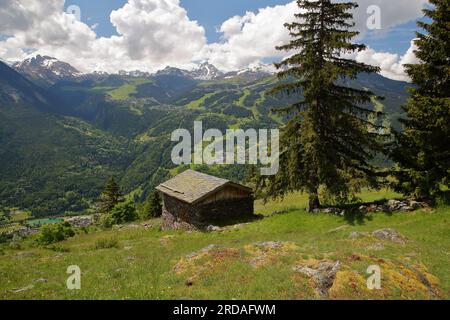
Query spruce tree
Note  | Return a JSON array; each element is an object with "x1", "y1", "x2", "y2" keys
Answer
[
  {"x1": 141, "y1": 191, "x2": 163, "y2": 219},
  {"x1": 260, "y1": 0, "x2": 384, "y2": 211},
  {"x1": 392, "y1": 0, "x2": 450, "y2": 200},
  {"x1": 99, "y1": 177, "x2": 122, "y2": 215}
]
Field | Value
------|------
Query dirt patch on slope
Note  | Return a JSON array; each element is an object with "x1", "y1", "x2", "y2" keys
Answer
[{"x1": 245, "y1": 241, "x2": 298, "y2": 268}]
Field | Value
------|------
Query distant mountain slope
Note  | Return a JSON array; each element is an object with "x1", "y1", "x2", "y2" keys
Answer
[
  {"x1": 0, "y1": 62, "x2": 131, "y2": 216},
  {"x1": 0, "y1": 61, "x2": 54, "y2": 110},
  {"x1": 13, "y1": 55, "x2": 81, "y2": 87},
  {"x1": 1, "y1": 58, "x2": 412, "y2": 216}
]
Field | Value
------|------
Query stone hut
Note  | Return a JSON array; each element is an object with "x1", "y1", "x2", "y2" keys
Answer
[{"x1": 156, "y1": 170, "x2": 254, "y2": 230}]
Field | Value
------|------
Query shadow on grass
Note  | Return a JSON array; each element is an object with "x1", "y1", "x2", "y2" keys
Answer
[
  {"x1": 265, "y1": 207, "x2": 303, "y2": 216},
  {"x1": 208, "y1": 213, "x2": 264, "y2": 228},
  {"x1": 324, "y1": 197, "x2": 400, "y2": 226},
  {"x1": 342, "y1": 211, "x2": 374, "y2": 226}
]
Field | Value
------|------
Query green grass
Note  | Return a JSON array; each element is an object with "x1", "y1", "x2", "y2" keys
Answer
[
  {"x1": 9, "y1": 211, "x2": 31, "y2": 223},
  {"x1": 89, "y1": 86, "x2": 116, "y2": 94},
  {"x1": 186, "y1": 92, "x2": 216, "y2": 109},
  {"x1": 107, "y1": 79, "x2": 151, "y2": 100},
  {"x1": 371, "y1": 96, "x2": 385, "y2": 113},
  {"x1": 237, "y1": 89, "x2": 251, "y2": 107},
  {"x1": 0, "y1": 189, "x2": 449, "y2": 300}
]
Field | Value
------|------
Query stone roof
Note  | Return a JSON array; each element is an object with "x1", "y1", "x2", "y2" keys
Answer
[{"x1": 156, "y1": 170, "x2": 252, "y2": 204}]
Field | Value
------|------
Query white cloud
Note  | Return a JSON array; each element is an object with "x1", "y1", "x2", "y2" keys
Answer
[
  {"x1": 109, "y1": 0, "x2": 205, "y2": 63},
  {"x1": 202, "y1": 2, "x2": 298, "y2": 71},
  {"x1": 355, "y1": 40, "x2": 419, "y2": 81},
  {"x1": 0, "y1": 0, "x2": 206, "y2": 73},
  {"x1": 350, "y1": 0, "x2": 429, "y2": 36},
  {"x1": 205, "y1": 0, "x2": 428, "y2": 72},
  {"x1": 0, "y1": 0, "x2": 427, "y2": 79},
  {"x1": 0, "y1": 0, "x2": 96, "y2": 62}
]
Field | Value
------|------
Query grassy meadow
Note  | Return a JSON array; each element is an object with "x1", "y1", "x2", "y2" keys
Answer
[{"x1": 0, "y1": 189, "x2": 449, "y2": 300}]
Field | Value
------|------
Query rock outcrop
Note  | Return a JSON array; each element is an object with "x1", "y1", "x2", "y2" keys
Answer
[
  {"x1": 372, "y1": 228, "x2": 406, "y2": 244},
  {"x1": 65, "y1": 216, "x2": 93, "y2": 228},
  {"x1": 313, "y1": 199, "x2": 428, "y2": 216},
  {"x1": 293, "y1": 260, "x2": 341, "y2": 297}
]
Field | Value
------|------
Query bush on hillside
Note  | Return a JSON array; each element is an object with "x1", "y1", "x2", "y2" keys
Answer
[
  {"x1": 36, "y1": 222, "x2": 75, "y2": 245},
  {"x1": 100, "y1": 201, "x2": 138, "y2": 228}
]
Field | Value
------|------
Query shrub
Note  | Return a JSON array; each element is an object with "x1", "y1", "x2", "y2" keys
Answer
[
  {"x1": 94, "y1": 237, "x2": 120, "y2": 250},
  {"x1": 36, "y1": 222, "x2": 75, "y2": 245},
  {"x1": 98, "y1": 214, "x2": 114, "y2": 229},
  {"x1": 109, "y1": 201, "x2": 138, "y2": 225}
]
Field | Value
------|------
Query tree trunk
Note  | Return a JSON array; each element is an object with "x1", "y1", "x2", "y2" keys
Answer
[{"x1": 308, "y1": 188, "x2": 320, "y2": 212}]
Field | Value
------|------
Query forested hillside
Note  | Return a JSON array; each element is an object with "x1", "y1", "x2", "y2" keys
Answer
[{"x1": 0, "y1": 60, "x2": 411, "y2": 217}]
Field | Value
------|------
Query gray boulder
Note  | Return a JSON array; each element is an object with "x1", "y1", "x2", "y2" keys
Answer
[
  {"x1": 372, "y1": 228, "x2": 406, "y2": 244},
  {"x1": 293, "y1": 260, "x2": 341, "y2": 297}
]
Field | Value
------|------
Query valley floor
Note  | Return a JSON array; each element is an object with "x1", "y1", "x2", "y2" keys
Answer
[{"x1": 0, "y1": 189, "x2": 449, "y2": 300}]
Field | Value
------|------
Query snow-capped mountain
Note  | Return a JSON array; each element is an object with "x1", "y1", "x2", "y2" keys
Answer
[
  {"x1": 118, "y1": 70, "x2": 151, "y2": 77},
  {"x1": 14, "y1": 55, "x2": 82, "y2": 86},
  {"x1": 224, "y1": 62, "x2": 276, "y2": 80},
  {"x1": 0, "y1": 59, "x2": 59, "y2": 112},
  {"x1": 153, "y1": 62, "x2": 273, "y2": 81},
  {"x1": 246, "y1": 62, "x2": 277, "y2": 74},
  {"x1": 190, "y1": 62, "x2": 223, "y2": 80},
  {"x1": 155, "y1": 66, "x2": 192, "y2": 78},
  {"x1": 12, "y1": 56, "x2": 276, "y2": 88},
  {"x1": 154, "y1": 63, "x2": 223, "y2": 80},
  {"x1": 0, "y1": 58, "x2": 17, "y2": 67}
]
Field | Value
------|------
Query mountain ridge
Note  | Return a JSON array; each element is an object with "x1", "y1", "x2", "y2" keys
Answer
[
  {"x1": 13, "y1": 56, "x2": 277, "y2": 84},
  {"x1": 13, "y1": 55, "x2": 82, "y2": 87},
  {"x1": 12, "y1": 55, "x2": 411, "y2": 88},
  {"x1": 0, "y1": 60, "x2": 55, "y2": 110}
]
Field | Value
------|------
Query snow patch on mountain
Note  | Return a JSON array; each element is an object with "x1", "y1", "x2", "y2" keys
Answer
[
  {"x1": 14, "y1": 55, "x2": 81, "y2": 86},
  {"x1": 190, "y1": 62, "x2": 223, "y2": 80}
]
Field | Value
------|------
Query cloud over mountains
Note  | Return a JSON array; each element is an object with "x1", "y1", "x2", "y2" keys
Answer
[{"x1": 0, "y1": 0, "x2": 428, "y2": 80}]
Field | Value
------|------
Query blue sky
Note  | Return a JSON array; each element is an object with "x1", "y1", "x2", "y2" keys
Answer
[
  {"x1": 65, "y1": 0, "x2": 421, "y2": 55},
  {"x1": 364, "y1": 20, "x2": 421, "y2": 53}
]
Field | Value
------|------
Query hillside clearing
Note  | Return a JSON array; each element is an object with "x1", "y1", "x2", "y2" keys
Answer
[{"x1": 0, "y1": 190, "x2": 449, "y2": 300}]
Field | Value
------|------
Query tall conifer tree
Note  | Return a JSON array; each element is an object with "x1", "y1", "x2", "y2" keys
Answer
[
  {"x1": 259, "y1": 0, "x2": 384, "y2": 211},
  {"x1": 99, "y1": 177, "x2": 123, "y2": 215},
  {"x1": 392, "y1": 0, "x2": 450, "y2": 200}
]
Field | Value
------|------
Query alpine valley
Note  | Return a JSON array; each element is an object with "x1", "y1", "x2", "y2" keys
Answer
[{"x1": 0, "y1": 55, "x2": 410, "y2": 216}]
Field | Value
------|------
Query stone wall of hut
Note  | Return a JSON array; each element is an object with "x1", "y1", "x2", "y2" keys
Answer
[
  {"x1": 161, "y1": 194, "x2": 199, "y2": 231},
  {"x1": 161, "y1": 192, "x2": 254, "y2": 231}
]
